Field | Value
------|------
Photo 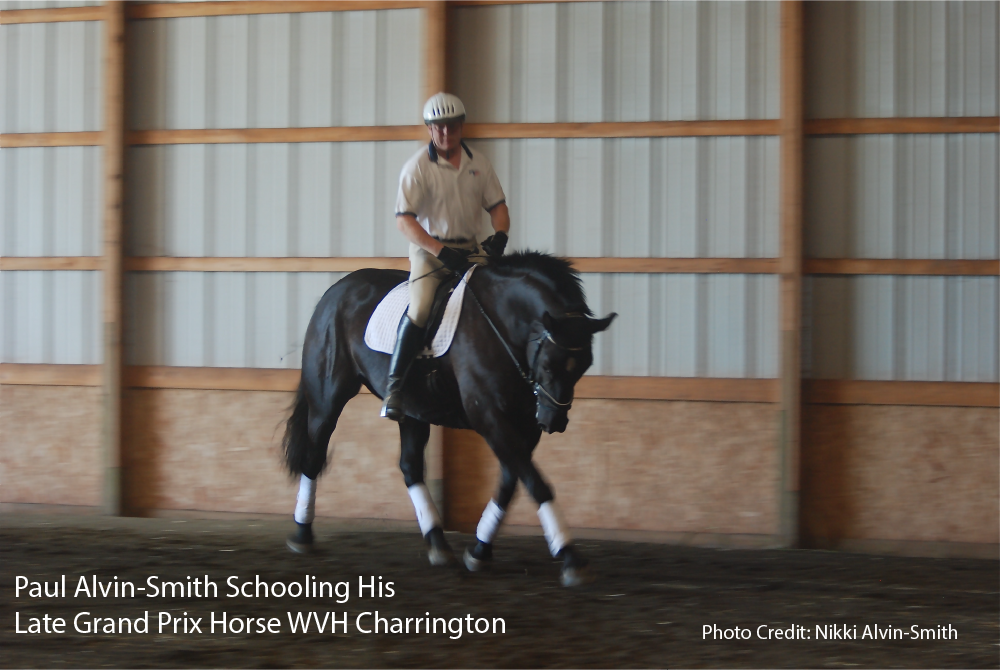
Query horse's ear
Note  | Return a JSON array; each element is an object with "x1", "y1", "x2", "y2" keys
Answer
[{"x1": 587, "y1": 312, "x2": 617, "y2": 333}]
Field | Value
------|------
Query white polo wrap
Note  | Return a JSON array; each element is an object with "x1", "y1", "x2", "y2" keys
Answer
[
  {"x1": 475, "y1": 499, "x2": 506, "y2": 544},
  {"x1": 294, "y1": 474, "x2": 317, "y2": 525},
  {"x1": 407, "y1": 484, "x2": 443, "y2": 536},
  {"x1": 537, "y1": 500, "x2": 572, "y2": 557}
]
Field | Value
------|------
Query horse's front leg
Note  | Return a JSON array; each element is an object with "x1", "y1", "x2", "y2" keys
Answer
[
  {"x1": 463, "y1": 464, "x2": 516, "y2": 571},
  {"x1": 478, "y1": 422, "x2": 592, "y2": 586},
  {"x1": 399, "y1": 417, "x2": 455, "y2": 566}
]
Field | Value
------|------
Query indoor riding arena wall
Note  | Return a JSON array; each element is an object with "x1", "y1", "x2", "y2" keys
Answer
[{"x1": 2, "y1": 1, "x2": 997, "y2": 561}]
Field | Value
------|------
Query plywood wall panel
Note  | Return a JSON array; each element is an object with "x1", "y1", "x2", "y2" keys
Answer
[
  {"x1": 446, "y1": 399, "x2": 780, "y2": 537},
  {"x1": 802, "y1": 404, "x2": 999, "y2": 546},
  {"x1": 0, "y1": 384, "x2": 102, "y2": 507},
  {"x1": 124, "y1": 389, "x2": 417, "y2": 524}
]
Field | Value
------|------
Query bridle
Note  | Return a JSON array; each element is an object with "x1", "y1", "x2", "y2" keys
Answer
[{"x1": 462, "y1": 275, "x2": 584, "y2": 414}]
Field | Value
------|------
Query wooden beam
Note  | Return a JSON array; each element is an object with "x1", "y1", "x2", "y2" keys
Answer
[
  {"x1": 451, "y1": 0, "x2": 601, "y2": 6},
  {"x1": 0, "y1": 257, "x2": 103, "y2": 271},
  {"x1": 126, "y1": 2, "x2": 425, "y2": 20},
  {"x1": 124, "y1": 257, "x2": 409, "y2": 272},
  {"x1": 805, "y1": 258, "x2": 999, "y2": 276},
  {"x1": 128, "y1": 126, "x2": 424, "y2": 146},
  {"x1": 121, "y1": 256, "x2": 776, "y2": 274},
  {"x1": 102, "y1": 1, "x2": 127, "y2": 517},
  {"x1": 0, "y1": 364, "x2": 102, "y2": 387},
  {"x1": 779, "y1": 0, "x2": 804, "y2": 548},
  {"x1": 570, "y1": 258, "x2": 778, "y2": 274},
  {"x1": 806, "y1": 117, "x2": 1000, "y2": 136},
  {"x1": 804, "y1": 380, "x2": 999, "y2": 408},
  {"x1": 575, "y1": 377, "x2": 779, "y2": 404},
  {"x1": 464, "y1": 120, "x2": 780, "y2": 139},
  {"x1": 6, "y1": 364, "x2": 993, "y2": 407},
  {"x1": 124, "y1": 366, "x2": 301, "y2": 392},
  {"x1": 1, "y1": 132, "x2": 104, "y2": 148},
  {"x1": 0, "y1": 5, "x2": 104, "y2": 24}
]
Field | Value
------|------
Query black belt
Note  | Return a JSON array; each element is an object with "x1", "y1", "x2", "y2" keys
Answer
[{"x1": 433, "y1": 236, "x2": 474, "y2": 244}]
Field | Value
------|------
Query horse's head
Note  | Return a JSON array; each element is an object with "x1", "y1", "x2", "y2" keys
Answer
[{"x1": 528, "y1": 311, "x2": 617, "y2": 434}]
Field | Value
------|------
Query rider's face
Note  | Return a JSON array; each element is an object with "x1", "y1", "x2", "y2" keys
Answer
[{"x1": 428, "y1": 120, "x2": 463, "y2": 154}]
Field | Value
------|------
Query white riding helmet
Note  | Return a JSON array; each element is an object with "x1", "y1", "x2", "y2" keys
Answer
[{"x1": 423, "y1": 92, "x2": 466, "y2": 125}]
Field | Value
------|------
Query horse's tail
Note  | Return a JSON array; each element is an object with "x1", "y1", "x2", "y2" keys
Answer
[{"x1": 282, "y1": 381, "x2": 311, "y2": 477}]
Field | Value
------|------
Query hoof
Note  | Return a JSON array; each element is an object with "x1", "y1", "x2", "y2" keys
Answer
[
  {"x1": 425, "y1": 527, "x2": 457, "y2": 566},
  {"x1": 286, "y1": 522, "x2": 314, "y2": 554},
  {"x1": 560, "y1": 564, "x2": 595, "y2": 587},
  {"x1": 463, "y1": 548, "x2": 488, "y2": 572},
  {"x1": 463, "y1": 542, "x2": 493, "y2": 572},
  {"x1": 558, "y1": 545, "x2": 594, "y2": 587}
]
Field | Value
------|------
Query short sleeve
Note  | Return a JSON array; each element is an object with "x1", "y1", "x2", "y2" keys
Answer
[
  {"x1": 481, "y1": 162, "x2": 505, "y2": 211},
  {"x1": 396, "y1": 163, "x2": 423, "y2": 216}
]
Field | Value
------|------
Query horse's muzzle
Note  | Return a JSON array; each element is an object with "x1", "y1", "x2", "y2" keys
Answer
[{"x1": 538, "y1": 407, "x2": 569, "y2": 434}]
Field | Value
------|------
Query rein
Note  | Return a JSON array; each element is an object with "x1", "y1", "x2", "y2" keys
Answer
[{"x1": 460, "y1": 272, "x2": 580, "y2": 410}]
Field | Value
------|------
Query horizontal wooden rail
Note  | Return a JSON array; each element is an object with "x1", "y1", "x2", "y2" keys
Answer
[
  {"x1": 0, "y1": 257, "x2": 103, "y2": 271},
  {"x1": 805, "y1": 380, "x2": 999, "y2": 408},
  {"x1": 575, "y1": 376, "x2": 779, "y2": 403},
  {"x1": 464, "y1": 120, "x2": 780, "y2": 139},
  {"x1": 118, "y1": 117, "x2": 999, "y2": 147},
  {"x1": 0, "y1": 364, "x2": 101, "y2": 387},
  {"x1": 6, "y1": 257, "x2": 993, "y2": 277},
  {"x1": 127, "y1": 1, "x2": 424, "y2": 20},
  {"x1": 6, "y1": 364, "x2": 995, "y2": 407},
  {"x1": 128, "y1": 126, "x2": 424, "y2": 146},
  {"x1": 806, "y1": 258, "x2": 999, "y2": 277},
  {"x1": 0, "y1": 6, "x2": 104, "y2": 25},
  {"x1": 806, "y1": 117, "x2": 999, "y2": 135},
  {"x1": 571, "y1": 258, "x2": 777, "y2": 274},
  {"x1": 123, "y1": 256, "x2": 777, "y2": 274},
  {"x1": 124, "y1": 257, "x2": 409, "y2": 272},
  {"x1": 1, "y1": 132, "x2": 103, "y2": 149}
]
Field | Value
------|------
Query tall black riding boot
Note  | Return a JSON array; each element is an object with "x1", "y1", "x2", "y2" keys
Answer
[{"x1": 380, "y1": 315, "x2": 426, "y2": 421}]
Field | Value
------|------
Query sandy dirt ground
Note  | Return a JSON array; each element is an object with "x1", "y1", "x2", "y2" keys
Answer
[{"x1": 2, "y1": 514, "x2": 997, "y2": 668}]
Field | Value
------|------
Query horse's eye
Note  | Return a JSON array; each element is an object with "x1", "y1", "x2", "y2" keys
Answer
[{"x1": 566, "y1": 357, "x2": 576, "y2": 372}]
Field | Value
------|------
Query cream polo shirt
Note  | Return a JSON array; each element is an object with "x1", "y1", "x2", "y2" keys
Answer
[{"x1": 395, "y1": 142, "x2": 506, "y2": 242}]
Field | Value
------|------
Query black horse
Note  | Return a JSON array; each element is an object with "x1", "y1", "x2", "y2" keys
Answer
[{"x1": 282, "y1": 251, "x2": 615, "y2": 586}]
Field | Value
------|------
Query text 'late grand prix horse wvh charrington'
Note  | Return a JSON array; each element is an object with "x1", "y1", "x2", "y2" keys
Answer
[{"x1": 281, "y1": 251, "x2": 616, "y2": 586}]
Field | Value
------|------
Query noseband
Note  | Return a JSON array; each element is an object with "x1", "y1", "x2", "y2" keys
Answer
[
  {"x1": 463, "y1": 279, "x2": 583, "y2": 415},
  {"x1": 526, "y1": 330, "x2": 584, "y2": 411}
]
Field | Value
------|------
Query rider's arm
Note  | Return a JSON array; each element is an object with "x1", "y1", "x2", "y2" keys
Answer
[
  {"x1": 488, "y1": 202, "x2": 510, "y2": 235},
  {"x1": 396, "y1": 214, "x2": 444, "y2": 256}
]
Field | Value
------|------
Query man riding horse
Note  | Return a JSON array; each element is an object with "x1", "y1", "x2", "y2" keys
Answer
[{"x1": 383, "y1": 92, "x2": 510, "y2": 421}]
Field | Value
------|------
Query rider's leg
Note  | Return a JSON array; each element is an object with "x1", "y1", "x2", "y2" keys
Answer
[{"x1": 380, "y1": 245, "x2": 439, "y2": 421}]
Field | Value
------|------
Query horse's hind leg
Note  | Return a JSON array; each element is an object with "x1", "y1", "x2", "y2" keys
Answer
[
  {"x1": 399, "y1": 418, "x2": 456, "y2": 566},
  {"x1": 285, "y1": 376, "x2": 360, "y2": 554},
  {"x1": 463, "y1": 465, "x2": 517, "y2": 571}
]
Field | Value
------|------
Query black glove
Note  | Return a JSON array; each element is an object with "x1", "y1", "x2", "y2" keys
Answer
[
  {"x1": 480, "y1": 231, "x2": 508, "y2": 258},
  {"x1": 436, "y1": 245, "x2": 472, "y2": 272}
]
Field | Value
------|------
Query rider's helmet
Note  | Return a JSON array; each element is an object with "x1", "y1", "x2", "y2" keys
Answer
[{"x1": 423, "y1": 92, "x2": 466, "y2": 125}]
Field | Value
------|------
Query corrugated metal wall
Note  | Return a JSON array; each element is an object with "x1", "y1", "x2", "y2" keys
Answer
[
  {"x1": 0, "y1": 16, "x2": 103, "y2": 364},
  {"x1": 122, "y1": 9, "x2": 424, "y2": 369},
  {"x1": 804, "y1": 2, "x2": 999, "y2": 382},
  {"x1": 454, "y1": 1, "x2": 781, "y2": 378}
]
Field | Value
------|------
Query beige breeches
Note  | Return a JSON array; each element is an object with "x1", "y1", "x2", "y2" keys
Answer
[{"x1": 407, "y1": 240, "x2": 485, "y2": 327}]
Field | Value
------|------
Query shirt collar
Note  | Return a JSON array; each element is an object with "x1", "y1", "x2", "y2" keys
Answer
[{"x1": 427, "y1": 141, "x2": 473, "y2": 166}]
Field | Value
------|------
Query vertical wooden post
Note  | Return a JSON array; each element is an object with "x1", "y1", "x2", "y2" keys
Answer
[
  {"x1": 779, "y1": 0, "x2": 804, "y2": 547},
  {"x1": 423, "y1": 1, "x2": 450, "y2": 522},
  {"x1": 102, "y1": 0, "x2": 127, "y2": 516},
  {"x1": 423, "y1": 1, "x2": 449, "y2": 100}
]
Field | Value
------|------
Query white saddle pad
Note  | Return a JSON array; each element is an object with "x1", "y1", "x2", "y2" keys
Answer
[{"x1": 364, "y1": 265, "x2": 478, "y2": 358}]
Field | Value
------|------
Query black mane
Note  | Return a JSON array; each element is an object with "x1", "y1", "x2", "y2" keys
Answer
[{"x1": 485, "y1": 250, "x2": 592, "y2": 315}]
